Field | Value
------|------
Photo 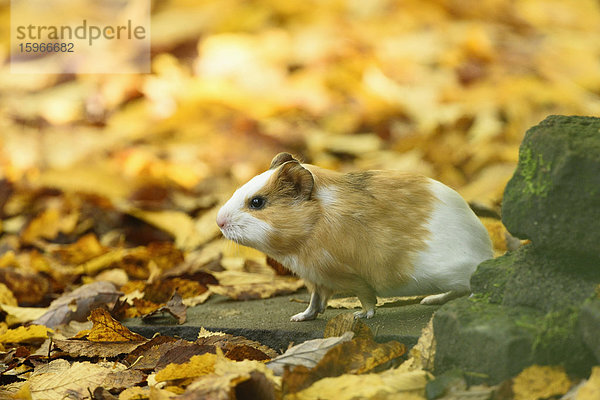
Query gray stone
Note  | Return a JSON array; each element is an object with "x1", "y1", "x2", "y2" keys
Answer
[
  {"x1": 502, "y1": 115, "x2": 600, "y2": 260},
  {"x1": 579, "y1": 298, "x2": 600, "y2": 363}
]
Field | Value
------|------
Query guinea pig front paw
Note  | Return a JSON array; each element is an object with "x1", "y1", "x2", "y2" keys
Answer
[
  {"x1": 353, "y1": 309, "x2": 375, "y2": 319},
  {"x1": 290, "y1": 311, "x2": 317, "y2": 322}
]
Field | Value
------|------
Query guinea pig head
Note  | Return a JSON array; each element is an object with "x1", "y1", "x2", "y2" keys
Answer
[{"x1": 216, "y1": 154, "x2": 318, "y2": 255}]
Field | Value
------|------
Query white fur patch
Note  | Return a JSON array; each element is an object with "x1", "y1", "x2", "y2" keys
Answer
[
  {"x1": 217, "y1": 169, "x2": 275, "y2": 251},
  {"x1": 408, "y1": 179, "x2": 493, "y2": 294},
  {"x1": 381, "y1": 178, "x2": 493, "y2": 297}
]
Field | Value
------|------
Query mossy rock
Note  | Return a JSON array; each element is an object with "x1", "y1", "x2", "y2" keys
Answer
[
  {"x1": 471, "y1": 245, "x2": 600, "y2": 312},
  {"x1": 579, "y1": 298, "x2": 600, "y2": 363},
  {"x1": 502, "y1": 115, "x2": 600, "y2": 260},
  {"x1": 434, "y1": 297, "x2": 596, "y2": 384}
]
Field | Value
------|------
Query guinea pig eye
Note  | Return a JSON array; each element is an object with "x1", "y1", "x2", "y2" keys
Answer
[{"x1": 249, "y1": 196, "x2": 266, "y2": 210}]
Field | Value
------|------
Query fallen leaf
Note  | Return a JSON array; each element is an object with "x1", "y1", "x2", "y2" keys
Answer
[
  {"x1": 0, "y1": 267, "x2": 53, "y2": 306},
  {"x1": 51, "y1": 233, "x2": 107, "y2": 265},
  {"x1": 184, "y1": 371, "x2": 276, "y2": 400},
  {"x1": 87, "y1": 308, "x2": 147, "y2": 342},
  {"x1": 183, "y1": 351, "x2": 278, "y2": 399},
  {"x1": 124, "y1": 336, "x2": 181, "y2": 370},
  {"x1": 283, "y1": 337, "x2": 406, "y2": 394},
  {"x1": 52, "y1": 338, "x2": 146, "y2": 358},
  {"x1": 28, "y1": 359, "x2": 128, "y2": 398},
  {"x1": 21, "y1": 207, "x2": 79, "y2": 244},
  {"x1": 327, "y1": 296, "x2": 425, "y2": 310},
  {"x1": 141, "y1": 291, "x2": 187, "y2": 324},
  {"x1": 182, "y1": 290, "x2": 212, "y2": 307},
  {"x1": 400, "y1": 317, "x2": 435, "y2": 372},
  {"x1": 119, "y1": 386, "x2": 151, "y2": 400},
  {"x1": 0, "y1": 325, "x2": 51, "y2": 344},
  {"x1": 209, "y1": 272, "x2": 304, "y2": 300},
  {"x1": 285, "y1": 368, "x2": 429, "y2": 400},
  {"x1": 125, "y1": 206, "x2": 218, "y2": 250},
  {"x1": 155, "y1": 343, "x2": 217, "y2": 370},
  {"x1": 512, "y1": 365, "x2": 572, "y2": 400},
  {"x1": 0, "y1": 282, "x2": 18, "y2": 306},
  {"x1": 323, "y1": 312, "x2": 373, "y2": 340},
  {"x1": 0, "y1": 304, "x2": 48, "y2": 325},
  {"x1": 577, "y1": 366, "x2": 600, "y2": 400},
  {"x1": 196, "y1": 331, "x2": 278, "y2": 360},
  {"x1": 267, "y1": 332, "x2": 354, "y2": 376},
  {"x1": 155, "y1": 352, "x2": 217, "y2": 383},
  {"x1": 33, "y1": 281, "x2": 121, "y2": 328}
]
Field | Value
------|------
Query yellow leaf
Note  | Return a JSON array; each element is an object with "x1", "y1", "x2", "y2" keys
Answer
[
  {"x1": 155, "y1": 353, "x2": 217, "y2": 383},
  {"x1": 0, "y1": 325, "x2": 52, "y2": 344},
  {"x1": 0, "y1": 304, "x2": 48, "y2": 325},
  {"x1": 0, "y1": 282, "x2": 18, "y2": 306},
  {"x1": 577, "y1": 366, "x2": 600, "y2": 400},
  {"x1": 512, "y1": 365, "x2": 572, "y2": 400},
  {"x1": 287, "y1": 369, "x2": 428, "y2": 400},
  {"x1": 87, "y1": 308, "x2": 146, "y2": 342}
]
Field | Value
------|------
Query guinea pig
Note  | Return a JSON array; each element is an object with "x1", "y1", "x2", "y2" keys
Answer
[{"x1": 216, "y1": 153, "x2": 493, "y2": 321}]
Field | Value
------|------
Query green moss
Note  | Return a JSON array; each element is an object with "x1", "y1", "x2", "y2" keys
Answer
[{"x1": 519, "y1": 146, "x2": 552, "y2": 197}]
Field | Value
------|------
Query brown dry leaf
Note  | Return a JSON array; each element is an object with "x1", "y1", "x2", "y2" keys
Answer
[
  {"x1": 0, "y1": 267, "x2": 53, "y2": 306},
  {"x1": 196, "y1": 331, "x2": 278, "y2": 360},
  {"x1": 28, "y1": 359, "x2": 107, "y2": 397},
  {"x1": 141, "y1": 291, "x2": 187, "y2": 324},
  {"x1": 267, "y1": 332, "x2": 354, "y2": 376},
  {"x1": 102, "y1": 369, "x2": 147, "y2": 391},
  {"x1": 154, "y1": 352, "x2": 217, "y2": 383},
  {"x1": 21, "y1": 207, "x2": 79, "y2": 244},
  {"x1": 327, "y1": 296, "x2": 424, "y2": 310},
  {"x1": 33, "y1": 281, "x2": 121, "y2": 328},
  {"x1": 512, "y1": 365, "x2": 572, "y2": 400},
  {"x1": 28, "y1": 359, "x2": 132, "y2": 398},
  {"x1": 124, "y1": 336, "x2": 182, "y2": 370},
  {"x1": 87, "y1": 308, "x2": 146, "y2": 342},
  {"x1": 0, "y1": 324, "x2": 51, "y2": 344},
  {"x1": 283, "y1": 337, "x2": 406, "y2": 394},
  {"x1": 183, "y1": 371, "x2": 276, "y2": 400},
  {"x1": 286, "y1": 368, "x2": 429, "y2": 400},
  {"x1": 577, "y1": 366, "x2": 600, "y2": 400},
  {"x1": 209, "y1": 271, "x2": 304, "y2": 300},
  {"x1": 51, "y1": 233, "x2": 107, "y2": 265},
  {"x1": 323, "y1": 312, "x2": 373, "y2": 340},
  {"x1": 52, "y1": 338, "x2": 146, "y2": 358}
]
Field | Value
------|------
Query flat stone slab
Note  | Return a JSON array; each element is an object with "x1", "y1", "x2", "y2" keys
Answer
[{"x1": 124, "y1": 290, "x2": 438, "y2": 351}]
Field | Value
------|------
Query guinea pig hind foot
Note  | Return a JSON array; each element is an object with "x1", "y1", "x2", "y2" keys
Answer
[
  {"x1": 353, "y1": 308, "x2": 375, "y2": 319},
  {"x1": 420, "y1": 290, "x2": 469, "y2": 305}
]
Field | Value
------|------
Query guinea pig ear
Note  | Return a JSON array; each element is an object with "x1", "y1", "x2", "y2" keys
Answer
[
  {"x1": 270, "y1": 152, "x2": 298, "y2": 169},
  {"x1": 277, "y1": 161, "x2": 314, "y2": 200}
]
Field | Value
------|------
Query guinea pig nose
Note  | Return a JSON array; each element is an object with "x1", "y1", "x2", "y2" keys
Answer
[{"x1": 216, "y1": 214, "x2": 227, "y2": 229}]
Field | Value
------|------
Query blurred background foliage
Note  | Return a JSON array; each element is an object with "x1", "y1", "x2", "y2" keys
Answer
[{"x1": 1, "y1": 0, "x2": 600, "y2": 213}]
